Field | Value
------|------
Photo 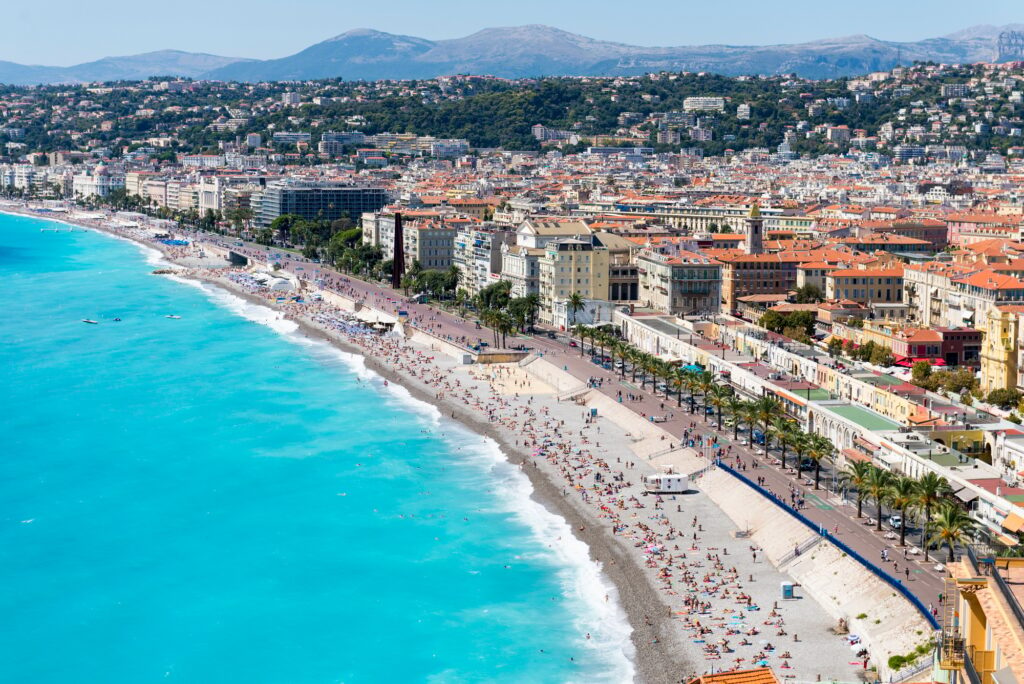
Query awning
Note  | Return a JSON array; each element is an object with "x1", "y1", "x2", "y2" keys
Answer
[
  {"x1": 842, "y1": 448, "x2": 873, "y2": 464},
  {"x1": 995, "y1": 533, "x2": 1019, "y2": 547},
  {"x1": 854, "y1": 435, "x2": 879, "y2": 450},
  {"x1": 1002, "y1": 512, "x2": 1024, "y2": 533},
  {"x1": 956, "y1": 488, "x2": 980, "y2": 503},
  {"x1": 911, "y1": 357, "x2": 947, "y2": 366}
]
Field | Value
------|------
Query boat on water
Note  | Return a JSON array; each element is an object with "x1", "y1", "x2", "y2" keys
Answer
[
  {"x1": 165, "y1": 315, "x2": 181, "y2": 319},
  {"x1": 82, "y1": 319, "x2": 99, "y2": 324}
]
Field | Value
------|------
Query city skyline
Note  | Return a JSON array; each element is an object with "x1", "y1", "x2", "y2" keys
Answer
[{"x1": 2, "y1": 0, "x2": 1022, "y2": 65}]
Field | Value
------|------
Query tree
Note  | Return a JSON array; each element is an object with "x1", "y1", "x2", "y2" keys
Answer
[
  {"x1": 869, "y1": 344, "x2": 894, "y2": 367},
  {"x1": 806, "y1": 434, "x2": 835, "y2": 489},
  {"x1": 725, "y1": 393, "x2": 747, "y2": 441},
  {"x1": 827, "y1": 337, "x2": 844, "y2": 357},
  {"x1": 771, "y1": 417, "x2": 799, "y2": 470},
  {"x1": 987, "y1": 388, "x2": 1022, "y2": 410},
  {"x1": 928, "y1": 502, "x2": 976, "y2": 563},
  {"x1": 840, "y1": 461, "x2": 875, "y2": 519},
  {"x1": 695, "y1": 371, "x2": 716, "y2": 420},
  {"x1": 916, "y1": 473, "x2": 952, "y2": 561},
  {"x1": 794, "y1": 284, "x2": 824, "y2": 303},
  {"x1": 709, "y1": 385, "x2": 731, "y2": 430},
  {"x1": 888, "y1": 476, "x2": 918, "y2": 546},
  {"x1": 863, "y1": 467, "x2": 895, "y2": 532},
  {"x1": 911, "y1": 361, "x2": 933, "y2": 385},
  {"x1": 740, "y1": 401, "x2": 760, "y2": 445},
  {"x1": 567, "y1": 292, "x2": 585, "y2": 324},
  {"x1": 753, "y1": 396, "x2": 782, "y2": 450}
]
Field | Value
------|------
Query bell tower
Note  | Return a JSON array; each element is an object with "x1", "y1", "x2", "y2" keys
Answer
[{"x1": 745, "y1": 202, "x2": 764, "y2": 255}]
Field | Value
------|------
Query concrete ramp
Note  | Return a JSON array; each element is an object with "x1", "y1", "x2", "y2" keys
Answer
[{"x1": 701, "y1": 467, "x2": 933, "y2": 680}]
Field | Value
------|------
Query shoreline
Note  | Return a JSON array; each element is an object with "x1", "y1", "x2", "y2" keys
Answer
[
  {"x1": 188, "y1": 272, "x2": 684, "y2": 684},
  {"x1": 3, "y1": 203, "x2": 877, "y2": 682},
  {"x1": 1, "y1": 204, "x2": 682, "y2": 683}
]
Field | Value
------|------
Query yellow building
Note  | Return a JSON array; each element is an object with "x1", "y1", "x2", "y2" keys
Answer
[
  {"x1": 980, "y1": 307, "x2": 1018, "y2": 394},
  {"x1": 941, "y1": 555, "x2": 1024, "y2": 683},
  {"x1": 538, "y1": 238, "x2": 609, "y2": 324}
]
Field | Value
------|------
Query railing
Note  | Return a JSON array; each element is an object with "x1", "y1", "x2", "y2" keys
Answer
[
  {"x1": 963, "y1": 649, "x2": 982, "y2": 684},
  {"x1": 966, "y1": 545, "x2": 1024, "y2": 631},
  {"x1": 716, "y1": 460, "x2": 941, "y2": 629},
  {"x1": 891, "y1": 654, "x2": 935, "y2": 683},
  {"x1": 777, "y1": 534, "x2": 825, "y2": 566},
  {"x1": 992, "y1": 566, "x2": 1024, "y2": 631}
]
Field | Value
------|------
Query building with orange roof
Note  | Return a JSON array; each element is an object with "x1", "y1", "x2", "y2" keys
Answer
[
  {"x1": 637, "y1": 249, "x2": 722, "y2": 315},
  {"x1": 948, "y1": 213, "x2": 1021, "y2": 247},
  {"x1": 837, "y1": 233, "x2": 933, "y2": 255},
  {"x1": 685, "y1": 666, "x2": 779, "y2": 684},
  {"x1": 825, "y1": 266, "x2": 904, "y2": 305}
]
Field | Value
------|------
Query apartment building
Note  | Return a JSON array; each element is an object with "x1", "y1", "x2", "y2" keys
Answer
[
  {"x1": 717, "y1": 253, "x2": 805, "y2": 313},
  {"x1": 904, "y1": 261, "x2": 981, "y2": 327},
  {"x1": 636, "y1": 250, "x2": 722, "y2": 315},
  {"x1": 452, "y1": 227, "x2": 514, "y2": 296},
  {"x1": 405, "y1": 220, "x2": 457, "y2": 270},
  {"x1": 501, "y1": 220, "x2": 593, "y2": 299},
  {"x1": 825, "y1": 266, "x2": 905, "y2": 304},
  {"x1": 538, "y1": 239, "x2": 609, "y2": 324}
]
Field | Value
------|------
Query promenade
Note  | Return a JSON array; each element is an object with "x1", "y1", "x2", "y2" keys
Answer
[{"x1": 207, "y1": 231, "x2": 948, "y2": 619}]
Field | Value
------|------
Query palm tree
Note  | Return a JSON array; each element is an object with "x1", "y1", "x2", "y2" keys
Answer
[
  {"x1": 929, "y1": 502, "x2": 977, "y2": 563},
  {"x1": 863, "y1": 467, "x2": 896, "y2": 532},
  {"x1": 806, "y1": 434, "x2": 835, "y2": 490},
  {"x1": 708, "y1": 385, "x2": 731, "y2": 430},
  {"x1": 567, "y1": 292, "x2": 585, "y2": 325},
  {"x1": 649, "y1": 358, "x2": 669, "y2": 396},
  {"x1": 791, "y1": 433, "x2": 811, "y2": 476},
  {"x1": 753, "y1": 397, "x2": 782, "y2": 451},
  {"x1": 740, "y1": 401, "x2": 760, "y2": 445},
  {"x1": 725, "y1": 393, "x2": 747, "y2": 441},
  {"x1": 770, "y1": 417, "x2": 799, "y2": 470},
  {"x1": 670, "y1": 368, "x2": 687, "y2": 407},
  {"x1": 628, "y1": 348, "x2": 642, "y2": 384},
  {"x1": 572, "y1": 324, "x2": 586, "y2": 356},
  {"x1": 839, "y1": 461, "x2": 875, "y2": 519},
  {"x1": 695, "y1": 371, "x2": 715, "y2": 420},
  {"x1": 915, "y1": 473, "x2": 952, "y2": 561},
  {"x1": 640, "y1": 354, "x2": 658, "y2": 390},
  {"x1": 612, "y1": 341, "x2": 630, "y2": 379},
  {"x1": 683, "y1": 372, "x2": 700, "y2": 414},
  {"x1": 888, "y1": 476, "x2": 919, "y2": 547}
]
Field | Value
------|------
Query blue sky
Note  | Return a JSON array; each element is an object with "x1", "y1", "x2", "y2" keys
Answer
[{"x1": 4, "y1": 0, "x2": 1022, "y2": 64}]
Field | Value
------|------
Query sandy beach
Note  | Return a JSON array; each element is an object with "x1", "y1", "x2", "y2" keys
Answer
[{"x1": 3, "y1": 203, "x2": 873, "y2": 683}]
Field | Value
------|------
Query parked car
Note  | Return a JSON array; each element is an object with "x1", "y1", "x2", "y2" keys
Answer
[
  {"x1": 546, "y1": 331, "x2": 557, "y2": 339},
  {"x1": 569, "y1": 341, "x2": 578, "y2": 347}
]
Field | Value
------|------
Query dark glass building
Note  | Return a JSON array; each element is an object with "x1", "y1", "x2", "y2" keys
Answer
[{"x1": 256, "y1": 180, "x2": 390, "y2": 226}]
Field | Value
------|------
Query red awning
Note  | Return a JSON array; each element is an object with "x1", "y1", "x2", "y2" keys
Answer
[
  {"x1": 842, "y1": 448, "x2": 873, "y2": 464},
  {"x1": 910, "y1": 357, "x2": 946, "y2": 366}
]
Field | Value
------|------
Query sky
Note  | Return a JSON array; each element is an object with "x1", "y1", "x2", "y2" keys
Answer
[{"x1": 3, "y1": 0, "x2": 1022, "y2": 65}]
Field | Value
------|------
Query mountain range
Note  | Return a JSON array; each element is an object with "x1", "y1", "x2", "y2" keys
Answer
[{"x1": 3, "y1": 24, "x2": 1024, "y2": 85}]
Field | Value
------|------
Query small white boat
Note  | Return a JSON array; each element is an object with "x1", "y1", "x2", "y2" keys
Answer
[
  {"x1": 82, "y1": 319, "x2": 99, "y2": 324},
  {"x1": 165, "y1": 315, "x2": 181, "y2": 319}
]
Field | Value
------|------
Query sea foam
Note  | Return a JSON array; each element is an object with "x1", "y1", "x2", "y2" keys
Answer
[{"x1": 183, "y1": 275, "x2": 636, "y2": 682}]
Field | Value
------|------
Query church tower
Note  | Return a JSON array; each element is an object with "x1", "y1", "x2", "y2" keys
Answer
[{"x1": 745, "y1": 202, "x2": 764, "y2": 255}]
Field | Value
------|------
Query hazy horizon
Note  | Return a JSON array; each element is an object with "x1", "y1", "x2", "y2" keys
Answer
[{"x1": 1, "y1": 0, "x2": 1021, "y2": 66}]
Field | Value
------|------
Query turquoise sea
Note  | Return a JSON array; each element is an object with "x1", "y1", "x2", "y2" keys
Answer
[{"x1": 0, "y1": 212, "x2": 633, "y2": 683}]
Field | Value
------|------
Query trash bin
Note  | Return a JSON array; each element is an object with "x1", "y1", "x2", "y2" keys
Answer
[
  {"x1": 590, "y1": 408, "x2": 598, "y2": 418},
  {"x1": 781, "y1": 582, "x2": 795, "y2": 600}
]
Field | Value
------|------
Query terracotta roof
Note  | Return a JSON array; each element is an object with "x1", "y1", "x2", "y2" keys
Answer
[{"x1": 687, "y1": 667, "x2": 780, "y2": 684}]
